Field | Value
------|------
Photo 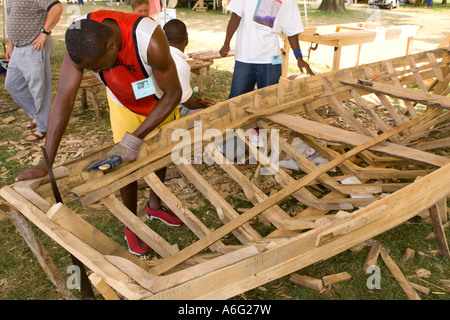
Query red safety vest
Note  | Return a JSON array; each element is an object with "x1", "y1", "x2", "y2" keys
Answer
[{"x1": 88, "y1": 10, "x2": 158, "y2": 116}]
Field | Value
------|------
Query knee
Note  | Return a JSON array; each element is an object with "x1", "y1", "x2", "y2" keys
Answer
[{"x1": 4, "y1": 75, "x2": 15, "y2": 94}]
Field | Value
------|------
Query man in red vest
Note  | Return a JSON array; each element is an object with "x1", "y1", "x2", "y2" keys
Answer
[{"x1": 16, "y1": 11, "x2": 183, "y2": 256}]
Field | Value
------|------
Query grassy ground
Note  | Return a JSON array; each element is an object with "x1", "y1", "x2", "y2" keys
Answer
[{"x1": 0, "y1": 1, "x2": 449, "y2": 300}]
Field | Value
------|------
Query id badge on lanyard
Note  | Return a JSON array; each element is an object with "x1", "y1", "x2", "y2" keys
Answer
[{"x1": 131, "y1": 77, "x2": 156, "y2": 100}]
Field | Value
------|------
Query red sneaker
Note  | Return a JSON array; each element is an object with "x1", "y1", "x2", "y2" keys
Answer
[
  {"x1": 124, "y1": 227, "x2": 151, "y2": 256},
  {"x1": 145, "y1": 203, "x2": 183, "y2": 227}
]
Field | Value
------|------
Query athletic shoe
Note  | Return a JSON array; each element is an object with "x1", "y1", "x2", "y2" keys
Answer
[
  {"x1": 124, "y1": 227, "x2": 151, "y2": 256},
  {"x1": 145, "y1": 203, "x2": 183, "y2": 227}
]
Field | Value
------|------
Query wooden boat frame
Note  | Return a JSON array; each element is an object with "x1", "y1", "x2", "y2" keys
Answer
[{"x1": 1, "y1": 46, "x2": 449, "y2": 300}]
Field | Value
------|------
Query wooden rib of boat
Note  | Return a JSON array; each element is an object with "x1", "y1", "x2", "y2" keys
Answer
[{"x1": 1, "y1": 46, "x2": 449, "y2": 300}]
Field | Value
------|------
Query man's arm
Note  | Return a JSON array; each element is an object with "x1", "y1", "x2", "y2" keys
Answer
[
  {"x1": 32, "y1": 2, "x2": 63, "y2": 51},
  {"x1": 5, "y1": 41, "x2": 14, "y2": 60},
  {"x1": 182, "y1": 96, "x2": 215, "y2": 110},
  {"x1": 287, "y1": 34, "x2": 315, "y2": 76},
  {"x1": 132, "y1": 26, "x2": 182, "y2": 139},
  {"x1": 16, "y1": 53, "x2": 84, "y2": 181},
  {"x1": 219, "y1": 12, "x2": 240, "y2": 57}
]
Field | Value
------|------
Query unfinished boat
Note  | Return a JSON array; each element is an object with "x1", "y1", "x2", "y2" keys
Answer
[{"x1": 1, "y1": 46, "x2": 449, "y2": 300}]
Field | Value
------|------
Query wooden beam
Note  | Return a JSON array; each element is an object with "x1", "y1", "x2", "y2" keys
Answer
[
  {"x1": 101, "y1": 194, "x2": 179, "y2": 259},
  {"x1": 379, "y1": 248, "x2": 421, "y2": 300},
  {"x1": 143, "y1": 172, "x2": 226, "y2": 253},
  {"x1": 46, "y1": 202, "x2": 150, "y2": 271},
  {"x1": 147, "y1": 162, "x2": 450, "y2": 299},
  {"x1": 148, "y1": 117, "x2": 424, "y2": 276},
  {"x1": 89, "y1": 273, "x2": 121, "y2": 300},
  {"x1": 429, "y1": 202, "x2": 450, "y2": 256},
  {"x1": 363, "y1": 241, "x2": 382, "y2": 274},
  {"x1": 340, "y1": 78, "x2": 450, "y2": 110},
  {"x1": 177, "y1": 160, "x2": 261, "y2": 244},
  {"x1": 0, "y1": 202, "x2": 77, "y2": 300},
  {"x1": 267, "y1": 113, "x2": 449, "y2": 168},
  {"x1": 0, "y1": 187, "x2": 152, "y2": 300}
]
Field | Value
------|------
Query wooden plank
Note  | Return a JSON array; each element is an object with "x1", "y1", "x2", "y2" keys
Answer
[
  {"x1": 322, "y1": 272, "x2": 352, "y2": 286},
  {"x1": 349, "y1": 88, "x2": 399, "y2": 142},
  {"x1": 264, "y1": 122, "x2": 382, "y2": 195},
  {"x1": 0, "y1": 202, "x2": 77, "y2": 300},
  {"x1": 148, "y1": 117, "x2": 424, "y2": 276},
  {"x1": 379, "y1": 248, "x2": 421, "y2": 300},
  {"x1": 46, "y1": 202, "x2": 150, "y2": 271},
  {"x1": 89, "y1": 273, "x2": 121, "y2": 300},
  {"x1": 290, "y1": 274, "x2": 323, "y2": 291},
  {"x1": 101, "y1": 194, "x2": 179, "y2": 259},
  {"x1": 428, "y1": 202, "x2": 450, "y2": 256},
  {"x1": 106, "y1": 245, "x2": 260, "y2": 293},
  {"x1": 143, "y1": 172, "x2": 226, "y2": 252},
  {"x1": 363, "y1": 241, "x2": 382, "y2": 274},
  {"x1": 147, "y1": 162, "x2": 450, "y2": 299},
  {"x1": 384, "y1": 60, "x2": 418, "y2": 118},
  {"x1": 0, "y1": 187, "x2": 152, "y2": 300},
  {"x1": 177, "y1": 160, "x2": 261, "y2": 244},
  {"x1": 315, "y1": 205, "x2": 388, "y2": 246},
  {"x1": 340, "y1": 78, "x2": 450, "y2": 110},
  {"x1": 204, "y1": 143, "x2": 320, "y2": 231},
  {"x1": 322, "y1": 78, "x2": 375, "y2": 136},
  {"x1": 407, "y1": 56, "x2": 429, "y2": 92},
  {"x1": 267, "y1": 113, "x2": 449, "y2": 168},
  {"x1": 426, "y1": 52, "x2": 445, "y2": 81}
]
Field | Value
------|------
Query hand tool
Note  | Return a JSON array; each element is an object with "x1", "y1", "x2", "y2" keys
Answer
[
  {"x1": 85, "y1": 155, "x2": 122, "y2": 171},
  {"x1": 41, "y1": 146, "x2": 96, "y2": 300}
]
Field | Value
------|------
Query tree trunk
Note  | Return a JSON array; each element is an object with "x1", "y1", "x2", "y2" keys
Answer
[
  {"x1": 318, "y1": 0, "x2": 346, "y2": 12},
  {"x1": 442, "y1": 0, "x2": 447, "y2": 5}
]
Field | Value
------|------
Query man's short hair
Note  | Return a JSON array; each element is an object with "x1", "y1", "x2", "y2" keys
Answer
[
  {"x1": 163, "y1": 19, "x2": 187, "y2": 45},
  {"x1": 131, "y1": 0, "x2": 149, "y2": 9},
  {"x1": 65, "y1": 19, "x2": 111, "y2": 64}
]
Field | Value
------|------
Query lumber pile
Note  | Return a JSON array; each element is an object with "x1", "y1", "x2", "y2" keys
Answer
[
  {"x1": 0, "y1": 47, "x2": 449, "y2": 300},
  {"x1": 187, "y1": 49, "x2": 235, "y2": 94}
]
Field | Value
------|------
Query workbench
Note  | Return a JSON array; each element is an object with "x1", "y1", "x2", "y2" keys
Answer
[{"x1": 282, "y1": 23, "x2": 419, "y2": 76}]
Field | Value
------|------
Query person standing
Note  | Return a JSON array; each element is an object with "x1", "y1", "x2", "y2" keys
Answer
[
  {"x1": 219, "y1": 0, "x2": 314, "y2": 99},
  {"x1": 5, "y1": 0, "x2": 63, "y2": 141}
]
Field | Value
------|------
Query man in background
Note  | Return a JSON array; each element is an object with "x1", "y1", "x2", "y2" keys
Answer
[
  {"x1": 5, "y1": 0, "x2": 63, "y2": 141},
  {"x1": 163, "y1": 18, "x2": 215, "y2": 117},
  {"x1": 219, "y1": 0, "x2": 314, "y2": 99}
]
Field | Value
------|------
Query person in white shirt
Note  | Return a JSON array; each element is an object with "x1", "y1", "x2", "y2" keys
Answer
[
  {"x1": 220, "y1": 0, "x2": 314, "y2": 99},
  {"x1": 163, "y1": 18, "x2": 215, "y2": 117}
]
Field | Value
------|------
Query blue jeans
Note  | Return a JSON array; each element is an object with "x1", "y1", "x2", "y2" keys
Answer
[{"x1": 228, "y1": 61, "x2": 282, "y2": 99}]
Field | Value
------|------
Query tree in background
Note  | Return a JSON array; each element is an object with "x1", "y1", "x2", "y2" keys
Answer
[{"x1": 318, "y1": 0, "x2": 346, "y2": 12}]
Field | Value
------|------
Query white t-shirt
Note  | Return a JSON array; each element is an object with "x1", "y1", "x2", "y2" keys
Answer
[
  {"x1": 169, "y1": 46, "x2": 193, "y2": 104},
  {"x1": 227, "y1": 0, "x2": 304, "y2": 64}
]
